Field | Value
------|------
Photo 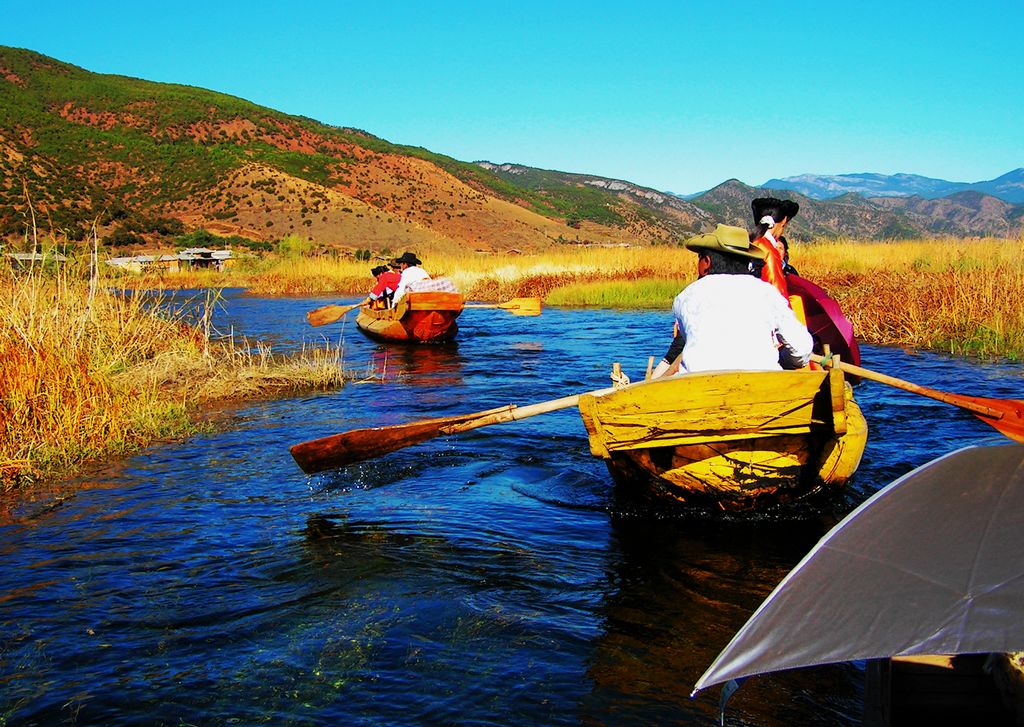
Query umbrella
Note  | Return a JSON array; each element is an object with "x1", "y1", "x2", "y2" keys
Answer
[
  {"x1": 693, "y1": 443, "x2": 1024, "y2": 694},
  {"x1": 787, "y1": 273, "x2": 861, "y2": 367}
]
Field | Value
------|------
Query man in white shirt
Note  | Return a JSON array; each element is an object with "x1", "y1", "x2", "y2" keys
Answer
[
  {"x1": 649, "y1": 224, "x2": 813, "y2": 378},
  {"x1": 390, "y1": 251, "x2": 431, "y2": 303}
]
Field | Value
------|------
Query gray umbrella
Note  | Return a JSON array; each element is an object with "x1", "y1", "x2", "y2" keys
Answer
[{"x1": 693, "y1": 443, "x2": 1024, "y2": 694}]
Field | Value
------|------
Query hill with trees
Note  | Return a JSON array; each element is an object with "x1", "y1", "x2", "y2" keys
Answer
[{"x1": 2, "y1": 46, "x2": 1021, "y2": 256}]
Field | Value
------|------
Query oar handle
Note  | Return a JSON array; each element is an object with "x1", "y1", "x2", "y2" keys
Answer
[
  {"x1": 441, "y1": 388, "x2": 617, "y2": 435},
  {"x1": 823, "y1": 357, "x2": 1003, "y2": 419}
]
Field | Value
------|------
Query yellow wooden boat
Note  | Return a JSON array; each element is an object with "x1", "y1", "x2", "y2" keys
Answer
[
  {"x1": 355, "y1": 291, "x2": 465, "y2": 343},
  {"x1": 577, "y1": 368, "x2": 867, "y2": 512}
]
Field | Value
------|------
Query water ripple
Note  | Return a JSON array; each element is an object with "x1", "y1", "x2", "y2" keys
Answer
[{"x1": 1, "y1": 300, "x2": 1020, "y2": 725}]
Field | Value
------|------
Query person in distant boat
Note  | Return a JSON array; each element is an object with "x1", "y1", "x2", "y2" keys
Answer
[
  {"x1": 390, "y1": 251, "x2": 431, "y2": 303},
  {"x1": 644, "y1": 224, "x2": 813, "y2": 379},
  {"x1": 749, "y1": 197, "x2": 799, "y2": 299},
  {"x1": 368, "y1": 264, "x2": 401, "y2": 309}
]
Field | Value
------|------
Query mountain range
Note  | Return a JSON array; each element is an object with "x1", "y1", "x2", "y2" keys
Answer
[
  {"x1": 760, "y1": 170, "x2": 1024, "y2": 204},
  {"x1": 1, "y1": 46, "x2": 1021, "y2": 255}
]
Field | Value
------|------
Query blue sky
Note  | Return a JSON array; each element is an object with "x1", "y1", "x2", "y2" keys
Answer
[{"x1": 3, "y1": 1, "x2": 1021, "y2": 195}]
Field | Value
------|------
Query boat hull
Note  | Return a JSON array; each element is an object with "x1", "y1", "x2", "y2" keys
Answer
[
  {"x1": 355, "y1": 292, "x2": 464, "y2": 343},
  {"x1": 578, "y1": 369, "x2": 867, "y2": 512}
]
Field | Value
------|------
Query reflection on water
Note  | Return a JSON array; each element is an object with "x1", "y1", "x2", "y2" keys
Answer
[
  {"x1": 582, "y1": 517, "x2": 863, "y2": 725},
  {"x1": 0, "y1": 295, "x2": 1020, "y2": 724},
  {"x1": 364, "y1": 342, "x2": 466, "y2": 387}
]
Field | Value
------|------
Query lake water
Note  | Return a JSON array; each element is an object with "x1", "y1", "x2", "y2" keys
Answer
[{"x1": 1, "y1": 290, "x2": 1020, "y2": 725}]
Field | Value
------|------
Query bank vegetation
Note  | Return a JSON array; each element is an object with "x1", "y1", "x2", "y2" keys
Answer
[
  {"x1": 5, "y1": 234, "x2": 1023, "y2": 491},
  {"x1": 1, "y1": 250, "x2": 347, "y2": 491},
  {"x1": 128, "y1": 234, "x2": 1024, "y2": 360}
]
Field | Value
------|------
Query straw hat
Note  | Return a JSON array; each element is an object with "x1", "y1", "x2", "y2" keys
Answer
[{"x1": 684, "y1": 224, "x2": 766, "y2": 260}]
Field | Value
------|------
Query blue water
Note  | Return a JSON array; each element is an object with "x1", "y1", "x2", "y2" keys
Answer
[{"x1": 1, "y1": 290, "x2": 1020, "y2": 725}]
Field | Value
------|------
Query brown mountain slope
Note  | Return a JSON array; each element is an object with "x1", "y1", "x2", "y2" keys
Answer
[
  {"x1": 0, "y1": 46, "x2": 707, "y2": 253},
  {"x1": 870, "y1": 191, "x2": 1019, "y2": 238},
  {"x1": 2, "y1": 46, "x2": 1020, "y2": 251}
]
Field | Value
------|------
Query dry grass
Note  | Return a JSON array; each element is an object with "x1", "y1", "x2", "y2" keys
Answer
[
  {"x1": 124, "y1": 244, "x2": 692, "y2": 298},
  {"x1": 793, "y1": 238, "x2": 1024, "y2": 359},
  {"x1": 115, "y1": 236, "x2": 1024, "y2": 360},
  {"x1": 1, "y1": 252, "x2": 348, "y2": 491}
]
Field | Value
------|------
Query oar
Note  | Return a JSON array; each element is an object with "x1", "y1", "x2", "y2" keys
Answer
[
  {"x1": 463, "y1": 297, "x2": 542, "y2": 316},
  {"x1": 307, "y1": 299, "x2": 369, "y2": 327},
  {"x1": 290, "y1": 385, "x2": 615, "y2": 474},
  {"x1": 822, "y1": 357, "x2": 1024, "y2": 443}
]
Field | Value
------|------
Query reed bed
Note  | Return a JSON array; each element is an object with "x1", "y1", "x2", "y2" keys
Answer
[
  {"x1": 1, "y1": 256, "x2": 348, "y2": 491},
  {"x1": 5, "y1": 235, "x2": 1021, "y2": 489},
  {"x1": 793, "y1": 238, "x2": 1024, "y2": 359},
  {"x1": 125, "y1": 245, "x2": 694, "y2": 299},
  {"x1": 119, "y1": 236, "x2": 1024, "y2": 360}
]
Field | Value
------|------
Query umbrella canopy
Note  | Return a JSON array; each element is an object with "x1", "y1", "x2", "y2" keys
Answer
[
  {"x1": 693, "y1": 443, "x2": 1024, "y2": 694},
  {"x1": 787, "y1": 273, "x2": 861, "y2": 367}
]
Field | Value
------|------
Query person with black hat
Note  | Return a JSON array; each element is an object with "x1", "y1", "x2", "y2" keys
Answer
[
  {"x1": 368, "y1": 264, "x2": 401, "y2": 309},
  {"x1": 390, "y1": 251, "x2": 430, "y2": 304},
  {"x1": 750, "y1": 197, "x2": 799, "y2": 300},
  {"x1": 645, "y1": 224, "x2": 813, "y2": 379}
]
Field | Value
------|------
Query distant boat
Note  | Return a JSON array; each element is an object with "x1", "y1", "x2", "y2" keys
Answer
[
  {"x1": 355, "y1": 290, "x2": 465, "y2": 343},
  {"x1": 577, "y1": 368, "x2": 867, "y2": 512}
]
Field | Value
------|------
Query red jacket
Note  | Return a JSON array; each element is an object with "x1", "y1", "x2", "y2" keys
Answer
[{"x1": 370, "y1": 270, "x2": 401, "y2": 299}]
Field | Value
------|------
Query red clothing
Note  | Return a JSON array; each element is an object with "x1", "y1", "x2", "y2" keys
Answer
[
  {"x1": 751, "y1": 235, "x2": 789, "y2": 300},
  {"x1": 370, "y1": 270, "x2": 401, "y2": 300}
]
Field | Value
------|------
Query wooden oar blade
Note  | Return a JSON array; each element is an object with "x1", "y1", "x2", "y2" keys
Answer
[
  {"x1": 307, "y1": 304, "x2": 349, "y2": 327},
  {"x1": 973, "y1": 397, "x2": 1024, "y2": 443},
  {"x1": 290, "y1": 420, "x2": 447, "y2": 473},
  {"x1": 499, "y1": 297, "x2": 542, "y2": 315},
  {"x1": 289, "y1": 405, "x2": 515, "y2": 474}
]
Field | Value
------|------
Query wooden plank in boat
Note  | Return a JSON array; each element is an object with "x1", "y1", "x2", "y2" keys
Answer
[
  {"x1": 579, "y1": 370, "x2": 834, "y2": 455},
  {"x1": 405, "y1": 292, "x2": 464, "y2": 311}
]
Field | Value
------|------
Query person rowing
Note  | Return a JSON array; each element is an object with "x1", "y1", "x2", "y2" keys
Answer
[
  {"x1": 368, "y1": 264, "x2": 401, "y2": 309},
  {"x1": 390, "y1": 251, "x2": 430, "y2": 304},
  {"x1": 646, "y1": 224, "x2": 813, "y2": 380}
]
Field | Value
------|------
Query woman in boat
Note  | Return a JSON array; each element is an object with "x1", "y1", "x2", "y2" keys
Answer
[
  {"x1": 390, "y1": 251, "x2": 431, "y2": 303},
  {"x1": 647, "y1": 224, "x2": 813, "y2": 379},
  {"x1": 749, "y1": 197, "x2": 799, "y2": 299},
  {"x1": 368, "y1": 265, "x2": 401, "y2": 309}
]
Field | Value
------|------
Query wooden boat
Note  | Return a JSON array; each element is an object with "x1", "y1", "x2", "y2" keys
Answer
[
  {"x1": 577, "y1": 368, "x2": 867, "y2": 512},
  {"x1": 355, "y1": 291, "x2": 465, "y2": 343}
]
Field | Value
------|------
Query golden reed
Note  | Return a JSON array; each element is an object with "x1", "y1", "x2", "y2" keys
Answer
[
  {"x1": 124, "y1": 237, "x2": 1024, "y2": 359},
  {"x1": 14, "y1": 236, "x2": 1017, "y2": 490},
  {"x1": 1, "y1": 254, "x2": 346, "y2": 491}
]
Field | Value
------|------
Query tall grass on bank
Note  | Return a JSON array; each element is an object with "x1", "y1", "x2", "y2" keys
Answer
[
  {"x1": 117, "y1": 237, "x2": 1024, "y2": 359},
  {"x1": 125, "y1": 244, "x2": 695, "y2": 300},
  {"x1": 1, "y1": 256, "x2": 347, "y2": 491},
  {"x1": 544, "y1": 278, "x2": 686, "y2": 308},
  {"x1": 794, "y1": 238, "x2": 1024, "y2": 359}
]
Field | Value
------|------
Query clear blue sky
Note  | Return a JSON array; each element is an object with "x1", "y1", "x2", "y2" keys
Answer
[{"x1": 3, "y1": 1, "x2": 1021, "y2": 195}]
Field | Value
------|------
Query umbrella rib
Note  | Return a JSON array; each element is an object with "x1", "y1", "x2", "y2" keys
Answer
[
  {"x1": 966, "y1": 459, "x2": 1024, "y2": 596},
  {"x1": 823, "y1": 545, "x2": 966, "y2": 595}
]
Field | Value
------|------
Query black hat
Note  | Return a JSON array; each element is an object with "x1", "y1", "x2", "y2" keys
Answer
[
  {"x1": 393, "y1": 251, "x2": 422, "y2": 266},
  {"x1": 752, "y1": 197, "x2": 799, "y2": 225},
  {"x1": 371, "y1": 265, "x2": 388, "y2": 276}
]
